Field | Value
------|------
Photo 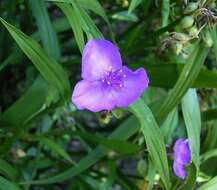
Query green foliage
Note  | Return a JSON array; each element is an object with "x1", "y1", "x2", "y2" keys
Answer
[{"x1": 1, "y1": 0, "x2": 217, "y2": 189}]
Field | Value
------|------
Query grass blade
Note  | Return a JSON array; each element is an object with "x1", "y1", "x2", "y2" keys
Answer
[
  {"x1": 0, "y1": 17, "x2": 70, "y2": 98},
  {"x1": 182, "y1": 89, "x2": 201, "y2": 169},
  {"x1": 0, "y1": 176, "x2": 21, "y2": 190},
  {"x1": 29, "y1": 0, "x2": 60, "y2": 60},
  {"x1": 129, "y1": 98, "x2": 170, "y2": 190},
  {"x1": 56, "y1": 2, "x2": 84, "y2": 52},
  {"x1": 20, "y1": 116, "x2": 139, "y2": 185},
  {"x1": 197, "y1": 176, "x2": 217, "y2": 190},
  {"x1": 0, "y1": 159, "x2": 18, "y2": 181},
  {"x1": 155, "y1": 44, "x2": 209, "y2": 122}
]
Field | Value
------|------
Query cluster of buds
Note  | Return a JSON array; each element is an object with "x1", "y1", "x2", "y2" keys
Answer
[{"x1": 161, "y1": 1, "x2": 217, "y2": 56}]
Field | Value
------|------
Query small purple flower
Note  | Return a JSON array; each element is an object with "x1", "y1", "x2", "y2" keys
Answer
[
  {"x1": 173, "y1": 138, "x2": 191, "y2": 180},
  {"x1": 72, "y1": 39, "x2": 149, "y2": 112}
]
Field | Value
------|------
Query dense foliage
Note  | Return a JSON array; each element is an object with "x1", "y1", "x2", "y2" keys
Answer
[{"x1": 1, "y1": 0, "x2": 217, "y2": 189}]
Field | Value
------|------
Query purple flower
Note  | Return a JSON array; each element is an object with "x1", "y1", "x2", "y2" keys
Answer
[
  {"x1": 173, "y1": 138, "x2": 191, "y2": 180},
  {"x1": 72, "y1": 39, "x2": 149, "y2": 112}
]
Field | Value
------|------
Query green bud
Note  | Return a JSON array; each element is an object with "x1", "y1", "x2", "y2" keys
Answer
[
  {"x1": 184, "y1": 2, "x2": 198, "y2": 14},
  {"x1": 188, "y1": 26, "x2": 199, "y2": 38},
  {"x1": 181, "y1": 16, "x2": 194, "y2": 29}
]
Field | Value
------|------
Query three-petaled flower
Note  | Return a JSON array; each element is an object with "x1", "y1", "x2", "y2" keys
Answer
[
  {"x1": 72, "y1": 39, "x2": 149, "y2": 112},
  {"x1": 173, "y1": 138, "x2": 191, "y2": 180}
]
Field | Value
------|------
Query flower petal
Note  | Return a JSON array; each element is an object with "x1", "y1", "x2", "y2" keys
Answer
[
  {"x1": 173, "y1": 161, "x2": 186, "y2": 180},
  {"x1": 115, "y1": 66, "x2": 149, "y2": 107},
  {"x1": 71, "y1": 80, "x2": 116, "y2": 112},
  {"x1": 82, "y1": 39, "x2": 122, "y2": 80},
  {"x1": 174, "y1": 138, "x2": 191, "y2": 165}
]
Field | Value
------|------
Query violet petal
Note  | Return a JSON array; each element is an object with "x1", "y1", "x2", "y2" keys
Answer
[
  {"x1": 71, "y1": 80, "x2": 116, "y2": 112},
  {"x1": 174, "y1": 138, "x2": 191, "y2": 165},
  {"x1": 82, "y1": 39, "x2": 122, "y2": 80},
  {"x1": 115, "y1": 66, "x2": 149, "y2": 107},
  {"x1": 173, "y1": 161, "x2": 186, "y2": 180}
]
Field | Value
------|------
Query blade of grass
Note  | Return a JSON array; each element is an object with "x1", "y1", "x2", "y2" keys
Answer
[
  {"x1": 29, "y1": 0, "x2": 60, "y2": 60},
  {"x1": 161, "y1": 0, "x2": 170, "y2": 27},
  {"x1": 129, "y1": 98, "x2": 170, "y2": 190},
  {"x1": 155, "y1": 44, "x2": 209, "y2": 122},
  {"x1": 20, "y1": 116, "x2": 139, "y2": 185},
  {"x1": 0, "y1": 17, "x2": 70, "y2": 98},
  {"x1": 56, "y1": 2, "x2": 84, "y2": 52},
  {"x1": 0, "y1": 159, "x2": 18, "y2": 181},
  {"x1": 197, "y1": 176, "x2": 217, "y2": 190},
  {"x1": 0, "y1": 176, "x2": 21, "y2": 190},
  {"x1": 182, "y1": 89, "x2": 201, "y2": 169}
]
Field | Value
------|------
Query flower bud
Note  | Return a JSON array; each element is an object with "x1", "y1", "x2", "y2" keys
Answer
[
  {"x1": 181, "y1": 16, "x2": 194, "y2": 29},
  {"x1": 184, "y1": 2, "x2": 198, "y2": 14},
  {"x1": 188, "y1": 26, "x2": 199, "y2": 38}
]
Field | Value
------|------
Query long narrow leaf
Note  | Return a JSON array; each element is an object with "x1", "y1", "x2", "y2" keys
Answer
[
  {"x1": 182, "y1": 89, "x2": 201, "y2": 168},
  {"x1": 29, "y1": 0, "x2": 60, "y2": 59},
  {"x1": 129, "y1": 98, "x2": 170, "y2": 190},
  {"x1": 155, "y1": 44, "x2": 208, "y2": 122},
  {"x1": 0, "y1": 17, "x2": 70, "y2": 98}
]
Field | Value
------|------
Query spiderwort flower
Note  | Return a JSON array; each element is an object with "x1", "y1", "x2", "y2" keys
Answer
[
  {"x1": 173, "y1": 138, "x2": 191, "y2": 180},
  {"x1": 72, "y1": 39, "x2": 149, "y2": 112}
]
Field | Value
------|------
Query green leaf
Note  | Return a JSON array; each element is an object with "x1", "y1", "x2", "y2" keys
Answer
[
  {"x1": 20, "y1": 116, "x2": 139, "y2": 185},
  {"x1": 129, "y1": 98, "x2": 170, "y2": 190},
  {"x1": 182, "y1": 89, "x2": 201, "y2": 168},
  {"x1": 0, "y1": 17, "x2": 70, "y2": 98},
  {"x1": 0, "y1": 159, "x2": 18, "y2": 180},
  {"x1": 0, "y1": 77, "x2": 48, "y2": 127},
  {"x1": 161, "y1": 0, "x2": 170, "y2": 27},
  {"x1": 161, "y1": 107, "x2": 178, "y2": 144},
  {"x1": 147, "y1": 159, "x2": 156, "y2": 190},
  {"x1": 112, "y1": 11, "x2": 138, "y2": 22},
  {"x1": 210, "y1": 27, "x2": 217, "y2": 62},
  {"x1": 29, "y1": 0, "x2": 60, "y2": 60},
  {"x1": 182, "y1": 163, "x2": 197, "y2": 190},
  {"x1": 71, "y1": 1, "x2": 103, "y2": 39},
  {"x1": 79, "y1": 0, "x2": 108, "y2": 23},
  {"x1": 133, "y1": 63, "x2": 217, "y2": 90},
  {"x1": 155, "y1": 44, "x2": 209, "y2": 122},
  {"x1": 128, "y1": 0, "x2": 142, "y2": 12},
  {"x1": 0, "y1": 176, "x2": 21, "y2": 190},
  {"x1": 39, "y1": 136, "x2": 74, "y2": 163},
  {"x1": 74, "y1": 131, "x2": 140, "y2": 155},
  {"x1": 197, "y1": 176, "x2": 217, "y2": 190},
  {"x1": 56, "y1": 2, "x2": 85, "y2": 52},
  {"x1": 200, "y1": 149, "x2": 217, "y2": 163},
  {"x1": 46, "y1": 0, "x2": 109, "y2": 24}
]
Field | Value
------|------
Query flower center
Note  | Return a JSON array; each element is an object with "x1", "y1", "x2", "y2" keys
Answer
[{"x1": 101, "y1": 69, "x2": 127, "y2": 89}]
